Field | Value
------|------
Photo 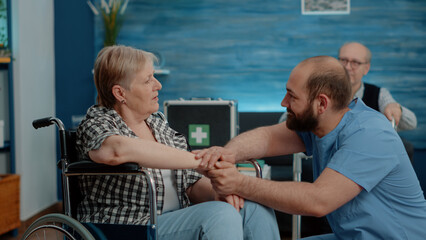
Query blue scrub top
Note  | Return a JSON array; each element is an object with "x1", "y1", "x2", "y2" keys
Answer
[{"x1": 298, "y1": 99, "x2": 426, "y2": 239}]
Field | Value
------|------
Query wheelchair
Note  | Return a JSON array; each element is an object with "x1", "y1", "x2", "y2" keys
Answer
[{"x1": 23, "y1": 117, "x2": 262, "y2": 240}]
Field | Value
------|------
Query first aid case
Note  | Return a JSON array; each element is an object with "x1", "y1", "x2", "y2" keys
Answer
[{"x1": 163, "y1": 98, "x2": 238, "y2": 150}]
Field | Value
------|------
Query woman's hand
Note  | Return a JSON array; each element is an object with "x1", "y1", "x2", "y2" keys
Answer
[
  {"x1": 193, "y1": 146, "x2": 236, "y2": 169},
  {"x1": 223, "y1": 194, "x2": 244, "y2": 212}
]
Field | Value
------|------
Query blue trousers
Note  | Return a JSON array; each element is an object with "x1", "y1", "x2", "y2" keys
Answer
[
  {"x1": 301, "y1": 233, "x2": 337, "y2": 240},
  {"x1": 157, "y1": 201, "x2": 280, "y2": 240}
]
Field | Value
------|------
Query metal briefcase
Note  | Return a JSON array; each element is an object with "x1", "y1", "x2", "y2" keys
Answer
[{"x1": 163, "y1": 98, "x2": 238, "y2": 150}]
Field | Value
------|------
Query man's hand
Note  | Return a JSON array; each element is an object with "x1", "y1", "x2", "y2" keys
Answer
[
  {"x1": 207, "y1": 161, "x2": 245, "y2": 197},
  {"x1": 384, "y1": 102, "x2": 402, "y2": 127},
  {"x1": 209, "y1": 161, "x2": 245, "y2": 211},
  {"x1": 193, "y1": 146, "x2": 236, "y2": 169}
]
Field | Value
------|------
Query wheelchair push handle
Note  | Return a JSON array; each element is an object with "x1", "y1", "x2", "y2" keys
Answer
[
  {"x1": 32, "y1": 117, "x2": 54, "y2": 129},
  {"x1": 33, "y1": 117, "x2": 65, "y2": 131}
]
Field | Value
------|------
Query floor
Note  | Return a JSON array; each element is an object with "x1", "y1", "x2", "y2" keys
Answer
[{"x1": 0, "y1": 202, "x2": 62, "y2": 240}]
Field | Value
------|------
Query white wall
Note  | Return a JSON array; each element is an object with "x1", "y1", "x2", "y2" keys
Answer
[{"x1": 11, "y1": 0, "x2": 57, "y2": 220}]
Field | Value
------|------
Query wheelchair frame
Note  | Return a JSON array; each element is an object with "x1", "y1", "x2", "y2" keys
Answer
[
  {"x1": 24, "y1": 116, "x2": 263, "y2": 240},
  {"x1": 23, "y1": 117, "x2": 158, "y2": 240}
]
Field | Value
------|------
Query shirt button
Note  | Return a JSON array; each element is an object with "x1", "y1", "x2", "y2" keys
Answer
[{"x1": 156, "y1": 187, "x2": 160, "y2": 191}]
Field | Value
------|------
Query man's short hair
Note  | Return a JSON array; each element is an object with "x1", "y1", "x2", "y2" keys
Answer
[{"x1": 304, "y1": 56, "x2": 352, "y2": 110}]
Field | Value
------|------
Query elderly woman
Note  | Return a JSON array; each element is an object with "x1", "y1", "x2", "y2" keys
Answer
[{"x1": 76, "y1": 45, "x2": 279, "y2": 239}]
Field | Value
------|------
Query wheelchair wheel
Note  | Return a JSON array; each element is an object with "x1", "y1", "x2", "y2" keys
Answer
[{"x1": 22, "y1": 213, "x2": 95, "y2": 240}]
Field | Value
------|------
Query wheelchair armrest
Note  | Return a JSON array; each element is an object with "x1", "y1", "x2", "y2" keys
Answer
[
  {"x1": 66, "y1": 160, "x2": 141, "y2": 174},
  {"x1": 242, "y1": 159, "x2": 263, "y2": 178},
  {"x1": 64, "y1": 160, "x2": 158, "y2": 227}
]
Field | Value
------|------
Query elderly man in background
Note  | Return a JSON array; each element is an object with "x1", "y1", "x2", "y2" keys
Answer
[
  {"x1": 338, "y1": 42, "x2": 417, "y2": 130},
  {"x1": 338, "y1": 42, "x2": 417, "y2": 159}
]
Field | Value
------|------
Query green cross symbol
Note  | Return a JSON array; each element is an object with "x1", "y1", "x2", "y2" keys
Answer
[{"x1": 188, "y1": 124, "x2": 210, "y2": 146}]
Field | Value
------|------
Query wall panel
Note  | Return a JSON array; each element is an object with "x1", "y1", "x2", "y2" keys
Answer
[{"x1": 92, "y1": 0, "x2": 426, "y2": 147}]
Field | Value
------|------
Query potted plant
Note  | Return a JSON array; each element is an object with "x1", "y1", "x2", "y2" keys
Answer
[{"x1": 87, "y1": 0, "x2": 129, "y2": 47}]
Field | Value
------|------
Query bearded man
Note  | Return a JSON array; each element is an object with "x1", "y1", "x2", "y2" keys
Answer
[{"x1": 195, "y1": 56, "x2": 426, "y2": 240}]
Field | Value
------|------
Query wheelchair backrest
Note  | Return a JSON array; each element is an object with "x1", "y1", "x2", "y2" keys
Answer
[
  {"x1": 65, "y1": 130, "x2": 80, "y2": 164},
  {"x1": 64, "y1": 130, "x2": 85, "y2": 218}
]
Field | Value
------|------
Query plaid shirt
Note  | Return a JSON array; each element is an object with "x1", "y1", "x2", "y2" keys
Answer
[{"x1": 76, "y1": 105, "x2": 202, "y2": 225}]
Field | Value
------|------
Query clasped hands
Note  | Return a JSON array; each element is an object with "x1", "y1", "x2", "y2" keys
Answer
[{"x1": 193, "y1": 146, "x2": 246, "y2": 211}]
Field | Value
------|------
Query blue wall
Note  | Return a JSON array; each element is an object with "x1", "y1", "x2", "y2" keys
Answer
[
  {"x1": 92, "y1": 0, "x2": 426, "y2": 148},
  {"x1": 55, "y1": 1, "x2": 426, "y2": 192},
  {"x1": 54, "y1": 0, "x2": 95, "y2": 199},
  {"x1": 55, "y1": 1, "x2": 95, "y2": 129}
]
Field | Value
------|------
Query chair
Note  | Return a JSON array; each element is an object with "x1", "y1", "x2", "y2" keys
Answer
[
  {"x1": 23, "y1": 117, "x2": 157, "y2": 240},
  {"x1": 292, "y1": 152, "x2": 312, "y2": 240}
]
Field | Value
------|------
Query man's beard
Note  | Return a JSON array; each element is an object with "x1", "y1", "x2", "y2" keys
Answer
[{"x1": 286, "y1": 103, "x2": 318, "y2": 132}]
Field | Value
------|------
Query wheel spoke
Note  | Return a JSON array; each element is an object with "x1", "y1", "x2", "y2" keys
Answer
[{"x1": 22, "y1": 213, "x2": 95, "y2": 240}]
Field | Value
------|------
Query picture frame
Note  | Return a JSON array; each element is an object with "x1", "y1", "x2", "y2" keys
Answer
[{"x1": 302, "y1": 0, "x2": 350, "y2": 15}]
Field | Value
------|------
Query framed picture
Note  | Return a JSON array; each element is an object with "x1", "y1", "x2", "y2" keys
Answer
[{"x1": 302, "y1": 0, "x2": 350, "y2": 15}]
